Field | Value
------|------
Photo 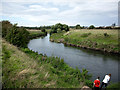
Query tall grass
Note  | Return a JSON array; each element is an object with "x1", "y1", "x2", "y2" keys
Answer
[
  {"x1": 50, "y1": 29, "x2": 119, "y2": 53},
  {"x1": 2, "y1": 39, "x2": 93, "y2": 88}
]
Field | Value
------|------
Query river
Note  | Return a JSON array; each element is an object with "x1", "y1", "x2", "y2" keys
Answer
[{"x1": 28, "y1": 34, "x2": 119, "y2": 83}]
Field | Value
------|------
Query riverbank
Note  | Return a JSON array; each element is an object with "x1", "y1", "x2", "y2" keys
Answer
[
  {"x1": 28, "y1": 30, "x2": 47, "y2": 39},
  {"x1": 2, "y1": 39, "x2": 92, "y2": 88},
  {"x1": 50, "y1": 29, "x2": 119, "y2": 54}
]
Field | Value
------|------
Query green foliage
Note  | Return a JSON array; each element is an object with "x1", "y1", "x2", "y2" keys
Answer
[
  {"x1": 50, "y1": 30, "x2": 118, "y2": 53},
  {"x1": 41, "y1": 28, "x2": 45, "y2": 32},
  {"x1": 107, "y1": 82, "x2": 120, "y2": 89},
  {"x1": 89, "y1": 25, "x2": 95, "y2": 29},
  {"x1": 81, "y1": 33, "x2": 91, "y2": 38},
  {"x1": 75, "y1": 24, "x2": 81, "y2": 29},
  {"x1": 2, "y1": 20, "x2": 12, "y2": 38},
  {"x1": 85, "y1": 80, "x2": 93, "y2": 88},
  {"x1": 50, "y1": 23, "x2": 69, "y2": 35},
  {"x1": 6, "y1": 24, "x2": 30, "y2": 47},
  {"x1": 104, "y1": 33, "x2": 109, "y2": 37},
  {"x1": 29, "y1": 31, "x2": 47, "y2": 39},
  {"x1": 2, "y1": 45, "x2": 11, "y2": 60},
  {"x1": 21, "y1": 47, "x2": 92, "y2": 87}
]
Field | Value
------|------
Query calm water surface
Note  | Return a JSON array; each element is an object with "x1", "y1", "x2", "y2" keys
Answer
[{"x1": 28, "y1": 34, "x2": 119, "y2": 83}]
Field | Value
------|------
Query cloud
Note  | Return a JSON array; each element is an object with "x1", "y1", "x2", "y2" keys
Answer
[{"x1": 1, "y1": 0, "x2": 119, "y2": 26}]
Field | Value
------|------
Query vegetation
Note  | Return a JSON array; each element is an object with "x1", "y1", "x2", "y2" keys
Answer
[
  {"x1": 75, "y1": 24, "x2": 81, "y2": 29},
  {"x1": 28, "y1": 29, "x2": 47, "y2": 39},
  {"x1": 24, "y1": 26, "x2": 51, "y2": 30},
  {"x1": 1, "y1": 20, "x2": 47, "y2": 47},
  {"x1": 2, "y1": 20, "x2": 93, "y2": 88},
  {"x1": 50, "y1": 23, "x2": 69, "y2": 35},
  {"x1": 89, "y1": 25, "x2": 95, "y2": 29},
  {"x1": 107, "y1": 82, "x2": 120, "y2": 89},
  {"x1": 50, "y1": 29, "x2": 119, "y2": 53},
  {"x1": 2, "y1": 40, "x2": 92, "y2": 88},
  {"x1": 2, "y1": 20, "x2": 12, "y2": 38},
  {"x1": 5, "y1": 24, "x2": 30, "y2": 47}
]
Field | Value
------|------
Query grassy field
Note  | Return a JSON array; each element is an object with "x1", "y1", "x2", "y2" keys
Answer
[
  {"x1": 50, "y1": 29, "x2": 119, "y2": 53},
  {"x1": 2, "y1": 39, "x2": 92, "y2": 88},
  {"x1": 28, "y1": 30, "x2": 47, "y2": 39}
]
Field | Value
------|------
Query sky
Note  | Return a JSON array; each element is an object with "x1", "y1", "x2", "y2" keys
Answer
[{"x1": 0, "y1": 0, "x2": 119, "y2": 27}]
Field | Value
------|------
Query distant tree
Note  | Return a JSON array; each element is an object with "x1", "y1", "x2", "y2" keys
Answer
[
  {"x1": 89, "y1": 25, "x2": 95, "y2": 29},
  {"x1": 41, "y1": 28, "x2": 45, "y2": 32},
  {"x1": 75, "y1": 24, "x2": 81, "y2": 29},
  {"x1": 50, "y1": 23, "x2": 69, "y2": 35},
  {"x1": 105, "y1": 26, "x2": 112, "y2": 29}
]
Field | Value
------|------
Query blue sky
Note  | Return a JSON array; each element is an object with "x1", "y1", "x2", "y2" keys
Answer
[{"x1": 0, "y1": 0, "x2": 119, "y2": 27}]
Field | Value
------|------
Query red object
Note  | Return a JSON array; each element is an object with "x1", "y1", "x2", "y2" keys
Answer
[{"x1": 94, "y1": 79, "x2": 100, "y2": 87}]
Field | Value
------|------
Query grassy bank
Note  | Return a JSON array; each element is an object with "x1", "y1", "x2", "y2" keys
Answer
[
  {"x1": 50, "y1": 29, "x2": 119, "y2": 54},
  {"x1": 2, "y1": 39, "x2": 92, "y2": 88},
  {"x1": 107, "y1": 82, "x2": 120, "y2": 89},
  {"x1": 28, "y1": 30, "x2": 47, "y2": 39}
]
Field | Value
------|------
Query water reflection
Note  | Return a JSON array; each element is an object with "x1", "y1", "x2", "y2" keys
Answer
[{"x1": 28, "y1": 34, "x2": 119, "y2": 83}]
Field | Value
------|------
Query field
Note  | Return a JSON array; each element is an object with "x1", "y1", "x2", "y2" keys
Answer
[
  {"x1": 27, "y1": 30, "x2": 47, "y2": 39},
  {"x1": 50, "y1": 29, "x2": 119, "y2": 53}
]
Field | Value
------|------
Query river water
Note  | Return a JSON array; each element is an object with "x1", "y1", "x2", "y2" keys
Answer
[{"x1": 28, "y1": 34, "x2": 119, "y2": 83}]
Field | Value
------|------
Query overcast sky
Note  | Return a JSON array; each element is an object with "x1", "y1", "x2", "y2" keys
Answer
[{"x1": 0, "y1": 0, "x2": 119, "y2": 27}]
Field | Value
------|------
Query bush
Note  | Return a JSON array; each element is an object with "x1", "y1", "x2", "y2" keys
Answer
[
  {"x1": 2, "y1": 20, "x2": 12, "y2": 38},
  {"x1": 104, "y1": 33, "x2": 109, "y2": 37},
  {"x1": 41, "y1": 28, "x2": 45, "y2": 32},
  {"x1": 6, "y1": 24, "x2": 30, "y2": 47},
  {"x1": 85, "y1": 80, "x2": 93, "y2": 88}
]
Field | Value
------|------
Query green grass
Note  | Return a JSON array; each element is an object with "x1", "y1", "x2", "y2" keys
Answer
[
  {"x1": 28, "y1": 30, "x2": 47, "y2": 39},
  {"x1": 2, "y1": 39, "x2": 92, "y2": 88},
  {"x1": 107, "y1": 82, "x2": 120, "y2": 90},
  {"x1": 50, "y1": 29, "x2": 119, "y2": 53}
]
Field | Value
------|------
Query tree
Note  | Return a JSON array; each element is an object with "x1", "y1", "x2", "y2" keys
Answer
[
  {"x1": 75, "y1": 24, "x2": 81, "y2": 29},
  {"x1": 6, "y1": 24, "x2": 30, "y2": 47},
  {"x1": 41, "y1": 28, "x2": 45, "y2": 32},
  {"x1": 2, "y1": 20, "x2": 12, "y2": 37},
  {"x1": 62, "y1": 24, "x2": 69, "y2": 32},
  {"x1": 50, "y1": 23, "x2": 69, "y2": 35},
  {"x1": 89, "y1": 25, "x2": 95, "y2": 29}
]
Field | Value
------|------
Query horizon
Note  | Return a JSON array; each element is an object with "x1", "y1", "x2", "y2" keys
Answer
[{"x1": 0, "y1": 0, "x2": 119, "y2": 27}]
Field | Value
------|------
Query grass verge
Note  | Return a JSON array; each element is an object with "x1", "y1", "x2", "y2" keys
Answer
[{"x1": 2, "y1": 39, "x2": 92, "y2": 88}]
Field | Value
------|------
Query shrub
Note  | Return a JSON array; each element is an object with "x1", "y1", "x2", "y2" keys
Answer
[
  {"x1": 41, "y1": 28, "x2": 46, "y2": 32},
  {"x1": 6, "y1": 24, "x2": 30, "y2": 47},
  {"x1": 2, "y1": 20, "x2": 12, "y2": 38},
  {"x1": 85, "y1": 80, "x2": 93, "y2": 88},
  {"x1": 104, "y1": 33, "x2": 109, "y2": 37}
]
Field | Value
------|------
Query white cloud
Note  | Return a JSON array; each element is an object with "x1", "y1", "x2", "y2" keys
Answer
[{"x1": 1, "y1": 0, "x2": 119, "y2": 26}]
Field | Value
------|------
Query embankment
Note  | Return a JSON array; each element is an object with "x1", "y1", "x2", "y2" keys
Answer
[
  {"x1": 50, "y1": 29, "x2": 120, "y2": 54},
  {"x1": 2, "y1": 39, "x2": 92, "y2": 88}
]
